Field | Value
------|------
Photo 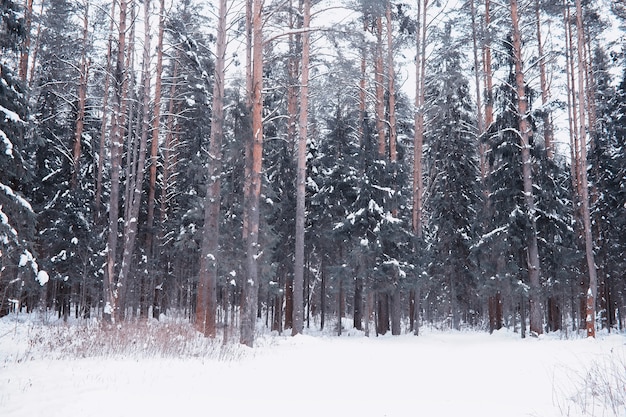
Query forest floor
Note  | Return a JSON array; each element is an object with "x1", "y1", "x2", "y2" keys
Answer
[{"x1": 1, "y1": 313, "x2": 625, "y2": 417}]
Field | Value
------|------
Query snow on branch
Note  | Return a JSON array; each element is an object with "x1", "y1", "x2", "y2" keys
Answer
[
  {"x1": 0, "y1": 129, "x2": 13, "y2": 157},
  {"x1": 0, "y1": 182, "x2": 34, "y2": 212},
  {"x1": 0, "y1": 104, "x2": 23, "y2": 124}
]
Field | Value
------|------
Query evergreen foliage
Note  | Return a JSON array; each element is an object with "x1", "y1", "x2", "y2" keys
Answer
[
  {"x1": 424, "y1": 23, "x2": 480, "y2": 329},
  {"x1": 0, "y1": 0, "x2": 37, "y2": 316},
  {"x1": 1, "y1": 0, "x2": 624, "y2": 336}
]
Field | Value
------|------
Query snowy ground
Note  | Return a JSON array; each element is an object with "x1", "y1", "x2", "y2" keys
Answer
[{"x1": 1, "y1": 314, "x2": 625, "y2": 417}]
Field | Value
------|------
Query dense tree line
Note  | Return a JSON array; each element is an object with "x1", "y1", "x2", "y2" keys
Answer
[{"x1": 0, "y1": 0, "x2": 625, "y2": 345}]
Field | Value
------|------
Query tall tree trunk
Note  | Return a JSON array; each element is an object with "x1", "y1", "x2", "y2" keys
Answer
[
  {"x1": 117, "y1": 2, "x2": 138, "y2": 320},
  {"x1": 146, "y1": 0, "x2": 166, "y2": 257},
  {"x1": 535, "y1": 0, "x2": 554, "y2": 159},
  {"x1": 484, "y1": 0, "x2": 494, "y2": 130},
  {"x1": 413, "y1": 0, "x2": 428, "y2": 239},
  {"x1": 159, "y1": 59, "x2": 179, "y2": 229},
  {"x1": 374, "y1": 15, "x2": 386, "y2": 157},
  {"x1": 411, "y1": 0, "x2": 428, "y2": 337},
  {"x1": 27, "y1": 0, "x2": 44, "y2": 88},
  {"x1": 481, "y1": 0, "x2": 495, "y2": 206},
  {"x1": 510, "y1": 0, "x2": 543, "y2": 336},
  {"x1": 470, "y1": 0, "x2": 484, "y2": 135},
  {"x1": 71, "y1": 1, "x2": 90, "y2": 190},
  {"x1": 241, "y1": 0, "x2": 263, "y2": 347},
  {"x1": 574, "y1": 0, "x2": 597, "y2": 338},
  {"x1": 283, "y1": 0, "x2": 299, "y2": 333},
  {"x1": 18, "y1": 0, "x2": 34, "y2": 81},
  {"x1": 386, "y1": 0, "x2": 401, "y2": 336},
  {"x1": 358, "y1": 18, "x2": 367, "y2": 144},
  {"x1": 95, "y1": 0, "x2": 116, "y2": 221},
  {"x1": 104, "y1": 0, "x2": 129, "y2": 323},
  {"x1": 242, "y1": 0, "x2": 253, "y2": 243},
  {"x1": 196, "y1": 0, "x2": 227, "y2": 338},
  {"x1": 292, "y1": 0, "x2": 310, "y2": 336},
  {"x1": 116, "y1": 0, "x2": 151, "y2": 321},
  {"x1": 564, "y1": 2, "x2": 581, "y2": 200},
  {"x1": 387, "y1": 0, "x2": 397, "y2": 163}
]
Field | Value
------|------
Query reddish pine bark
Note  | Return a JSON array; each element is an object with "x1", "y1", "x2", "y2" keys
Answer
[
  {"x1": 71, "y1": 2, "x2": 89, "y2": 190},
  {"x1": 18, "y1": 0, "x2": 33, "y2": 81},
  {"x1": 196, "y1": 0, "x2": 227, "y2": 338},
  {"x1": 510, "y1": 0, "x2": 543, "y2": 335},
  {"x1": 116, "y1": 0, "x2": 151, "y2": 321},
  {"x1": 146, "y1": 0, "x2": 166, "y2": 256},
  {"x1": 574, "y1": 0, "x2": 598, "y2": 338},
  {"x1": 535, "y1": 0, "x2": 554, "y2": 159},
  {"x1": 374, "y1": 16, "x2": 385, "y2": 157},
  {"x1": 104, "y1": 0, "x2": 129, "y2": 323}
]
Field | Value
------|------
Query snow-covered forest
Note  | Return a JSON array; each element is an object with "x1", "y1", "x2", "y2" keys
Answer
[{"x1": 1, "y1": 0, "x2": 626, "y2": 347}]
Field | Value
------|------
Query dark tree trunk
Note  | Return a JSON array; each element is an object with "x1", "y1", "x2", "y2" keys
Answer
[
  {"x1": 284, "y1": 275, "x2": 293, "y2": 330},
  {"x1": 547, "y1": 296, "x2": 561, "y2": 332},
  {"x1": 353, "y1": 276, "x2": 363, "y2": 330},
  {"x1": 320, "y1": 263, "x2": 326, "y2": 331},
  {"x1": 391, "y1": 284, "x2": 401, "y2": 335},
  {"x1": 377, "y1": 294, "x2": 390, "y2": 335}
]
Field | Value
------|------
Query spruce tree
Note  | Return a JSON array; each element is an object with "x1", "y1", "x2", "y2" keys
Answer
[
  {"x1": 477, "y1": 35, "x2": 536, "y2": 336},
  {"x1": 28, "y1": 0, "x2": 98, "y2": 319},
  {"x1": 0, "y1": 0, "x2": 38, "y2": 315},
  {"x1": 424, "y1": 22, "x2": 480, "y2": 330},
  {"x1": 309, "y1": 104, "x2": 361, "y2": 332}
]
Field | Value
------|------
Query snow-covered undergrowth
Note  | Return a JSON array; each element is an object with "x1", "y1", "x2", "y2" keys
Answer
[
  {"x1": 1, "y1": 313, "x2": 625, "y2": 417},
  {"x1": 0, "y1": 313, "x2": 251, "y2": 362}
]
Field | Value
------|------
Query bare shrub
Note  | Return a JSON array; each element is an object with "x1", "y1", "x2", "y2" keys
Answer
[
  {"x1": 23, "y1": 318, "x2": 249, "y2": 361},
  {"x1": 554, "y1": 349, "x2": 626, "y2": 416}
]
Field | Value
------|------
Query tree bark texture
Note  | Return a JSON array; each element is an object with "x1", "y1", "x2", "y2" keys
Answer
[
  {"x1": 196, "y1": 0, "x2": 227, "y2": 338},
  {"x1": 95, "y1": 0, "x2": 116, "y2": 220},
  {"x1": 510, "y1": 0, "x2": 543, "y2": 335},
  {"x1": 18, "y1": 0, "x2": 34, "y2": 81},
  {"x1": 146, "y1": 0, "x2": 166, "y2": 257},
  {"x1": 374, "y1": 16, "x2": 386, "y2": 157},
  {"x1": 71, "y1": 2, "x2": 89, "y2": 190},
  {"x1": 241, "y1": 0, "x2": 263, "y2": 347},
  {"x1": 535, "y1": 0, "x2": 554, "y2": 159},
  {"x1": 574, "y1": 0, "x2": 597, "y2": 338},
  {"x1": 292, "y1": 0, "x2": 310, "y2": 336},
  {"x1": 104, "y1": 0, "x2": 128, "y2": 323},
  {"x1": 413, "y1": 0, "x2": 427, "y2": 239},
  {"x1": 116, "y1": 0, "x2": 150, "y2": 321}
]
